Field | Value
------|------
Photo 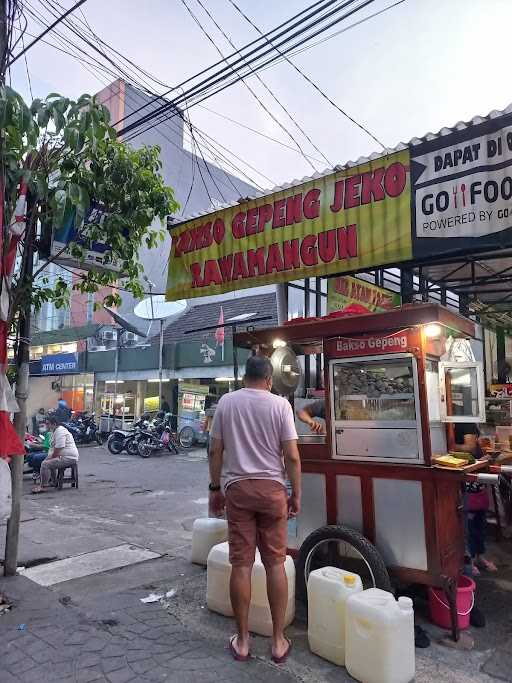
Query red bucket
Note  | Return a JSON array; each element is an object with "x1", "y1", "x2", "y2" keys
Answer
[{"x1": 428, "y1": 576, "x2": 475, "y2": 630}]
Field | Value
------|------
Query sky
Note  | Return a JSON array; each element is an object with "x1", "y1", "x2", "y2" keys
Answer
[{"x1": 9, "y1": 0, "x2": 512, "y2": 192}]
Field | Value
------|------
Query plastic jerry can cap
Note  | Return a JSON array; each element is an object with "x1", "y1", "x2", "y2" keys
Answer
[{"x1": 343, "y1": 574, "x2": 356, "y2": 586}]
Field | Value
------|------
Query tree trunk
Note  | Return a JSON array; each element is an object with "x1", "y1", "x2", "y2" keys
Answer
[{"x1": 4, "y1": 199, "x2": 35, "y2": 576}]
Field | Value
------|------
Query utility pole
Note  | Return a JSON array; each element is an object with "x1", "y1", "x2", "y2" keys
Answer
[{"x1": 0, "y1": 0, "x2": 7, "y2": 83}]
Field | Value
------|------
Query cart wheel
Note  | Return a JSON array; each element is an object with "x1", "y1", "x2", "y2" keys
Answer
[
  {"x1": 179, "y1": 426, "x2": 195, "y2": 449},
  {"x1": 296, "y1": 524, "x2": 392, "y2": 602}
]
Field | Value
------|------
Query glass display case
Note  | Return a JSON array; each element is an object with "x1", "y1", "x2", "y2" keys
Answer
[
  {"x1": 329, "y1": 354, "x2": 424, "y2": 463},
  {"x1": 439, "y1": 362, "x2": 486, "y2": 423}
]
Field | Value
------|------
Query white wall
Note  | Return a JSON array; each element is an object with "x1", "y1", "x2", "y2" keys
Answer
[{"x1": 26, "y1": 376, "x2": 60, "y2": 425}]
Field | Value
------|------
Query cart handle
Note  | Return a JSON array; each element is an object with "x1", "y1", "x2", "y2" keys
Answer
[
  {"x1": 430, "y1": 589, "x2": 474, "y2": 616},
  {"x1": 465, "y1": 473, "x2": 499, "y2": 484},
  {"x1": 489, "y1": 464, "x2": 512, "y2": 475}
]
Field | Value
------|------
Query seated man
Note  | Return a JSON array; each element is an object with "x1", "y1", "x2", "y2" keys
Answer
[{"x1": 32, "y1": 415, "x2": 79, "y2": 494}]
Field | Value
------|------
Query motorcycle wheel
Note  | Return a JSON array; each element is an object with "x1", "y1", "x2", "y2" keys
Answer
[
  {"x1": 137, "y1": 437, "x2": 153, "y2": 458},
  {"x1": 126, "y1": 437, "x2": 140, "y2": 456},
  {"x1": 95, "y1": 432, "x2": 103, "y2": 446},
  {"x1": 179, "y1": 426, "x2": 195, "y2": 449},
  {"x1": 107, "y1": 434, "x2": 124, "y2": 455}
]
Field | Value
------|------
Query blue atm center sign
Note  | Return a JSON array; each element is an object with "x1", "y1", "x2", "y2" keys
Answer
[{"x1": 41, "y1": 352, "x2": 79, "y2": 375}]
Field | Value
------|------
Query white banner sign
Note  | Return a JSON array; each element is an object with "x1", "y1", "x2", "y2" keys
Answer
[{"x1": 414, "y1": 122, "x2": 512, "y2": 238}]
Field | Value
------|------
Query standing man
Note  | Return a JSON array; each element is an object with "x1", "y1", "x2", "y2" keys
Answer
[
  {"x1": 208, "y1": 355, "x2": 301, "y2": 664},
  {"x1": 32, "y1": 415, "x2": 79, "y2": 493}
]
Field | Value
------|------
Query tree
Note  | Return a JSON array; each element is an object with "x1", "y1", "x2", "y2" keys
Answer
[{"x1": 0, "y1": 85, "x2": 178, "y2": 573}]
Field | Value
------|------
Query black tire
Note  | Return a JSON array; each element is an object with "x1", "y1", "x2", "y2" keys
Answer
[
  {"x1": 296, "y1": 524, "x2": 392, "y2": 603},
  {"x1": 107, "y1": 435, "x2": 124, "y2": 455},
  {"x1": 137, "y1": 437, "x2": 153, "y2": 458},
  {"x1": 179, "y1": 426, "x2": 195, "y2": 449},
  {"x1": 126, "y1": 437, "x2": 140, "y2": 456},
  {"x1": 167, "y1": 437, "x2": 179, "y2": 455}
]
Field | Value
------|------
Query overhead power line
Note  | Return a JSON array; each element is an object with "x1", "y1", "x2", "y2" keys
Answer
[
  {"x1": 7, "y1": 0, "x2": 87, "y2": 66},
  {"x1": 116, "y1": 0, "x2": 368, "y2": 136},
  {"x1": 227, "y1": 0, "x2": 385, "y2": 149},
  {"x1": 186, "y1": 0, "x2": 331, "y2": 169},
  {"x1": 114, "y1": 0, "x2": 340, "y2": 129},
  {"x1": 20, "y1": 1, "x2": 271, "y2": 189}
]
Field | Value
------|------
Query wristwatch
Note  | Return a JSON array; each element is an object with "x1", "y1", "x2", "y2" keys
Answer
[{"x1": 208, "y1": 483, "x2": 221, "y2": 492}]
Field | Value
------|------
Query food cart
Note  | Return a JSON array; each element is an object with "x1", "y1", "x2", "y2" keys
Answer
[{"x1": 235, "y1": 303, "x2": 498, "y2": 641}]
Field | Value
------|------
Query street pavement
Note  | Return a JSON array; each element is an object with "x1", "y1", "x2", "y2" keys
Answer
[{"x1": 0, "y1": 445, "x2": 511, "y2": 682}]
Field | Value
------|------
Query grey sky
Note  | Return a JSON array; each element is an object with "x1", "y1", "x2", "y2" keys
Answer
[{"x1": 10, "y1": 0, "x2": 512, "y2": 190}]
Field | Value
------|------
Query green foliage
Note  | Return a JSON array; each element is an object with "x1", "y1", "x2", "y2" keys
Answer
[{"x1": 0, "y1": 86, "x2": 179, "y2": 324}]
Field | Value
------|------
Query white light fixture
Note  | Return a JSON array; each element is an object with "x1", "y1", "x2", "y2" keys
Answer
[
  {"x1": 147, "y1": 378, "x2": 170, "y2": 383},
  {"x1": 215, "y1": 377, "x2": 235, "y2": 382},
  {"x1": 106, "y1": 380, "x2": 124, "y2": 384},
  {"x1": 273, "y1": 338, "x2": 287, "y2": 349},
  {"x1": 424, "y1": 323, "x2": 442, "y2": 339},
  {"x1": 226, "y1": 312, "x2": 257, "y2": 322}
]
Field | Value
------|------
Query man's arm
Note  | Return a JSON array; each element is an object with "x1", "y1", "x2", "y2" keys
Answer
[
  {"x1": 208, "y1": 437, "x2": 225, "y2": 517},
  {"x1": 209, "y1": 437, "x2": 223, "y2": 487},
  {"x1": 296, "y1": 402, "x2": 325, "y2": 434},
  {"x1": 282, "y1": 439, "x2": 301, "y2": 517}
]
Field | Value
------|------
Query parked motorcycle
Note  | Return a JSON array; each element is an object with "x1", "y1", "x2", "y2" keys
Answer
[
  {"x1": 64, "y1": 412, "x2": 101, "y2": 445},
  {"x1": 106, "y1": 415, "x2": 150, "y2": 455},
  {"x1": 137, "y1": 416, "x2": 179, "y2": 458}
]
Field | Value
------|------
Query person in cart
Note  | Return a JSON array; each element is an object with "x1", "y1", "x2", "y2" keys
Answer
[{"x1": 296, "y1": 400, "x2": 326, "y2": 434}]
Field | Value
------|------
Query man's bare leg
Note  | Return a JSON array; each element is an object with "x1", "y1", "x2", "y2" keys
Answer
[
  {"x1": 266, "y1": 563, "x2": 289, "y2": 658},
  {"x1": 230, "y1": 565, "x2": 252, "y2": 656}
]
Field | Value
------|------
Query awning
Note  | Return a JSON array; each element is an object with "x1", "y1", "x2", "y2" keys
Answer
[
  {"x1": 418, "y1": 250, "x2": 512, "y2": 329},
  {"x1": 31, "y1": 323, "x2": 101, "y2": 347}
]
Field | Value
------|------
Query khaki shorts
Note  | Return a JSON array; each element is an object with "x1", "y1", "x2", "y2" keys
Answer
[{"x1": 225, "y1": 479, "x2": 288, "y2": 568}]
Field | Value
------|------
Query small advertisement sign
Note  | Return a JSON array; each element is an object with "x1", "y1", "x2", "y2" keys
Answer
[
  {"x1": 327, "y1": 276, "x2": 400, "y2": 314},
  {"x1": 40, "y1": 352, "x2": 79, "y2": 375},
  {"x1": 412, "y1": 113, "x2": 512, "y2": 256},
  {"x1": 490, "y1": 384, "x2": 512, "y2": 398},
  {"x1": 325, "y1": 330, "x2": 411, "y2": 358},
  {"x1": 51, "y1": 202, "x2": 121, "y2": 273}
]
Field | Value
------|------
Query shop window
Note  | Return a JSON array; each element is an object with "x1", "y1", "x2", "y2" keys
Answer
[
  {"x1": 288, "y1": 285, "x2": 305, "y2": 320},
  {"x1": 86, "y1": 292, "x2": 94, "y2": 323},
  {"x1": 30, "y1": 346, "x2": 44, "y2": 360},
  {"x1": 60, "y1": 342, "x2": 77, "y2": 354}
]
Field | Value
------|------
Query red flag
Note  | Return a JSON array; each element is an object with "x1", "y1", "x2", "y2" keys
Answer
[{"x1": 215, "y1": 306, "x2": 225, "y2": 346}]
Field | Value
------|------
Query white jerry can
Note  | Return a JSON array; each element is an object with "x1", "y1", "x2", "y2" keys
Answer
[
  {"x1": 307, "y1": 567, "x2": 363, "y2": 666},
  {"x1": 206, "y1": 541, "x2": 295, "y2": 636},
  {"x1": 190, "y1": 518, "x2": 228, "y2": 565},
  {"x1": 345, "y1": 588, "x2": 415, "y2": 683}
]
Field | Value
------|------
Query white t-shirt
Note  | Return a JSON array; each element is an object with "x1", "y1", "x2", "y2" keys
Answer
[
  {"x1": 50, "y1": 426, "x2": 79, "y2": 460},
  {"x1": 210, "y1": 388, "x2": 298, "y2": 489}
]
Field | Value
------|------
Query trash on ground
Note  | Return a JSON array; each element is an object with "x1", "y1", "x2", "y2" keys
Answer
[
  {"x1": 140, "y1": 592, "x2": 164, "y2": 603},
  {"x1": 0, "y1": 593, "x2": 12, "y2": 615},
  {"x1": 17, "y1": 624, "x2": 27, "y2": 631},
  {"x1": 140, "y1": 588, "x2": 177, "y2": 605}
]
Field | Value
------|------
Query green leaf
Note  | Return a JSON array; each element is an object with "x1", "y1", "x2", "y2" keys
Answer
[
  {"x1": 68, "y1": 183, "x2": 80, "y2": 204},
  {"x1": 37, "y1": 107, "x2": 50, "y2": 128},
  {"x1": 55, "y1": 189, "x2": 67, "y2": 206}
]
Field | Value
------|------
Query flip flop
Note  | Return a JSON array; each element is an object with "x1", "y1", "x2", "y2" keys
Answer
[
  {"x1": 272, "y1": 637, "x2": 292, "y2": 664},
  {"x1": 477, "y1": 559, "x2": 498, "y2": 572},
  {"x1": 31, "y1": 488, "x2": 48, "y2": 494},
  {"x1": 229, "y1": 635, "x2": 250, "y2": 662}
]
